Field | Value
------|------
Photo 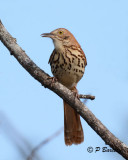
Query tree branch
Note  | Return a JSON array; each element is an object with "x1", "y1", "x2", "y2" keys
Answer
[
  {"x1": 27, "y1": 127, "x2": 63, "y2": 160},
  {"x1": 0, "y1": 112, "x2": 41, "y2": 160},
  {"x1": 0, "y1": 20, "x2": 128, "y2": 159}
]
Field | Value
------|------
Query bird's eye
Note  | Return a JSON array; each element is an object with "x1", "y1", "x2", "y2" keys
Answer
[{"x1": 59, "y1": 31, "x2": 63, "y2": 35}]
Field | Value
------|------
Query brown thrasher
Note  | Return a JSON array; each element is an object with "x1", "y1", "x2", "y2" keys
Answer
[{"x1": 41, "y1": 28, "x2": 87, "y2": 145}]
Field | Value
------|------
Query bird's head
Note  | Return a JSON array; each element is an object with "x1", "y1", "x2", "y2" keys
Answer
[{"x1": 41, "y1": 28, "x2": 79, "y2": 50}]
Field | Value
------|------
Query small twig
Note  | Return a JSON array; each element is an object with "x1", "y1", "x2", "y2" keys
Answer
[
  {"x1": 79, "y1": 94, "x2": 95, "y2": 100},
  {"x1": 27, "y1": 127, "x2": 63, "y2": 160}
]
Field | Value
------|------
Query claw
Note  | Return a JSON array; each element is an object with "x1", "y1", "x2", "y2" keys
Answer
[
  {"x1": 73, "y1": 91, "x2": 80, "y2": 100},
  {"x1": 47, "y1": 77, "x2": 58, "y2": 86},
  {"x1": 71, "y1": 86, "x2": 80, "y2": 100}
]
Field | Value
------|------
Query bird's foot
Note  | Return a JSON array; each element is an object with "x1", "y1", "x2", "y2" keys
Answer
[
  {"x1": 71, "y1": 86, "x2": 80, "y2": 100},
  {"x1": 47, "y1": 76, "x2": 58, "y2": 86},
  {"x1": 73, "y1": 91, "x2": 80, "y2": 100}
]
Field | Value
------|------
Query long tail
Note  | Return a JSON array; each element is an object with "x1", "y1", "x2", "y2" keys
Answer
[{"x1": 63, "y1": 88, "x2": 84, "y2": 145}]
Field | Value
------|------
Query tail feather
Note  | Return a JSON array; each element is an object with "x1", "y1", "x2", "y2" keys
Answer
[{"x1": 64, "y1": 101, "x2": 84, "y2": 145}]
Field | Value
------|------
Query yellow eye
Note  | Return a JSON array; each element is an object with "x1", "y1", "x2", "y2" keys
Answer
[{"x1": 59, "y1": 31, "x2": 63, "y2": 35}]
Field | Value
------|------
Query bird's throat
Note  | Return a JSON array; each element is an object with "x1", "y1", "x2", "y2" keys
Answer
[{"x1": 53, "y1": 39, "x2": 65, "y2": 52}]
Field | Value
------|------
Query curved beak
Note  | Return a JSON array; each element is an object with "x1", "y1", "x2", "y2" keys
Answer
[{"x1": 41, "y1": 33, "x2": 54, "y2": 39}]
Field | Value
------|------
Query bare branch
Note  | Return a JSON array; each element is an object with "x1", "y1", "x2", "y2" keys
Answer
[
  {"x1": 0, "y1": 112, "x2": 41, "y2": 160},
  {"x1": 27, "y1": 127, "x2": 63, "y2": 160},
  {"x1": 0, "y1": 20, "x2": 128, "y2": 159}
]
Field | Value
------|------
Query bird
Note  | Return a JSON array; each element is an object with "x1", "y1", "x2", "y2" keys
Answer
[{"x1": 41, "y1": 28, "x2": 87, "y2": 145}]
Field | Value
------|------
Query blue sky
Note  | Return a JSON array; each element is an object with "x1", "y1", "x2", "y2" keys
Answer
[{"x1": 0, "y1": 0, "x2": 128, "y2": 160}]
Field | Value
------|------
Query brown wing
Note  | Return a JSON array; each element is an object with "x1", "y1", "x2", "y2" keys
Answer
[
  {"x1": 48, "y1": 49, "x2": 56, "y2": 65},
  {"x1": 70, "y1": 45, "x2": 87, "y2": 67},
  {"x1": 79, "y1": 46, "x2": 87, "y2": 67},
  {"x1": 83, "y1": 53, "x2": 87, "y2": 66}
]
